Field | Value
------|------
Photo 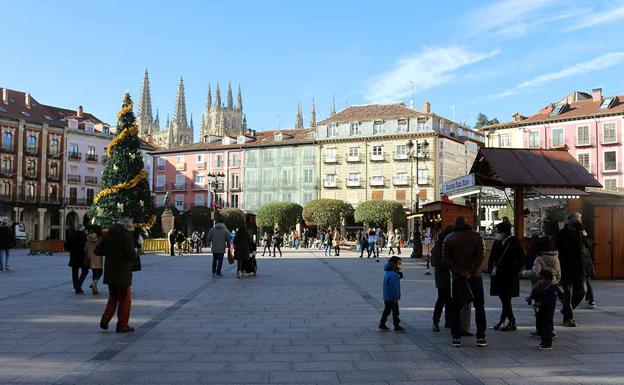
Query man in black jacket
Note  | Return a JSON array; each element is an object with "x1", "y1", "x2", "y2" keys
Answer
[
  {"x1": 0, "y1": 221, "x2": 15, "y2": 271},
  {"x1": 555, "y1": 212, "x2": 589, "y2": 327}
]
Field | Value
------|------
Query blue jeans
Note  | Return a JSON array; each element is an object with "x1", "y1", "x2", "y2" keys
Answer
[
  {"x1": 450, "y1": 276, "x2": 486, "y2": 339},
  {"x1": 212, "y1": 253, "x2": 224, "y2": 275},
  {"x1": 0, "y1": 249, "x2": 8, "y2": 269},
  {"x1": 324, "y1": 244, "x2": 332, "y2": 255},
  {"x1": 585, "y1": 277, "x2": 595, "y2": 303}
]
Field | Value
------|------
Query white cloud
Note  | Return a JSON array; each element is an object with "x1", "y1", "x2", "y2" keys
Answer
[
  {"x1": 364, "y1": 46, "x2": 500, "y2": 103},
  {"x1": 565, "y1": 3, "x2": 624, "y2": 31},
  {"x1": 490, "y1": 51, "x2": 624, "y2": 99}
]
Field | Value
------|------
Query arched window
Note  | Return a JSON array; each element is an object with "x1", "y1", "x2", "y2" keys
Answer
[
  {"x1": 1, "y1": 157, "x2": 12, "y2": 173},
  {"x1": 50, "y1": 162, "x2": 59, "y2": 177},
  {"x1": 26, "y1": 159, "x2": 36, "y2": 176},
  {"x1": 27, "y1": 134, "x2": 37, "y2": 150},
  {"x1": 49, "y1": 185, "x2": 58, "y2": 199},
  {"x1": 26, "y1": 184, "x2": 35, "y2": 198},
  {"x1": 50, "y1": 138, "x2": 59, "y2": 155},
  {"x1": 1, "y1": 181, "x2": 10, "y2": 196},
  {"x1": 2, "y1": 131, "x2": 12, "y2": 149}
]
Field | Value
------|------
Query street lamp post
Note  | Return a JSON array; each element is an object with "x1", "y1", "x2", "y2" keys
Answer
[
  {"x1": 207, "y1": 172, "x2": 225, "y2": 222},
  {"x1": 406, "y1": 139, "x2": 429, "y2": 258}
]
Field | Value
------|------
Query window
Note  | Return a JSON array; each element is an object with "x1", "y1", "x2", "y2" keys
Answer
[
  {"x1": 175, "y1": 194, "x2": 184, "y2": 211},
  {"x1": 262, "y1": 151, "x2": 274, "y2": 164},
  {"x1": 2, "y1": 132, "x2": 13, "y2": 149},
  {"x1": 175, "y1": 173, "x2": 185, "y2": 187},
  {"x1": 157, "y1": 157, "x2": 166, "y2": 170},
  {"x1": 156, "y1": 195, "x2": 166, "y2": 207},
  {"x1": 282, "y1": 192, "x2": 292, "y2": 202},
  {"x1": 176, "y1": 155, "x2": 184, "y2": 164},
  {"x1": 26, "y1": 184, "x2": 35, "y2": 198},
  {"x1": 1, "y1": 181, "x2": 11, "y2": 196},
  {"x1": 156, "y1": 175, "x2": 165, "y2": 187},
  {"x1": 348, "y1": 147, "x2": 359, "y2": 157},
  {"x1": 282, "y1": 169, "x2": 292, "y2": 185},
  {"x1": 49, "y1": 163, "x2": 59, "y2": 177},
  {"x1": 372, "y1": 146, "x2": 382, "y2": 156},
  {"x1": 87, "y1": 146, "x2": 95, "y2": 156},
  {"x1": 577, "y1": 153, "x2": 590, "y2": 171},
  {"x1": 325, "y1": 174, "x2": 336, "y2": 183},
  {"x1": 262, "y1": 192, "x2": 272, "y2": 203},
  {"x1": 397, "y1": 119, "x2": 408, "y2": 132},
  {"x1": 50, "y1": 138, "x2": 59, "y2": 155},
  {"x1": 27, "y1": 134, "x2": 37, "y2": 151},
  {"x1": 576, "y1": 126, "x2": 590, "y2": 146},
  {"x1": 246, "y1": 151, "x2": 258, "y2": 166},
  {"x1": 102, "y1": 126, "x2": 110, "y2": 135},
  {"x1": 395, "y1": 145, "x2": 407, "y2": 156},
  {"x1": 549, "y1": 103, "x2": 566, "y2": 116},
  {"x1": 600, "y1": 97, "x2": 615, "y2": 110},
  {"x1": 371, "y1": 175, "x2": 384, "y2": 185},
  {"x1": 528, "y1": 131, "x2": 540, "y2": 148},
  {"x1": 262, "y1": 171, "x2": 272, "y2": 187},
  {"x1": 48, "y1": 185, "x2": 58, "y2": 200},
  {"x1": 195, "y1": 193, "x2": 205, "y2": 206},
  {"x1": 196, "y1": 154, "x2": 203, "y2": 163},
  {"x1": 347, "y1": 172, "x2": 360, "y2": 183},
  {"x1": 215, "y1": 154, "x2": 223, "y2": 167},
  {"x1": 604, "y1": 151, "x2": 617, "y2": 171},
  {"x1": 274, "y1": 133, "x2": 282, "y2": 141},
  {"x1": 86, "y1": 189, "x2": 94, "y2": 204},
  {"x1": 498, "y1": 133, "x2": 510, "y2": 148},
  {"x1": 70, "y1": 143, "x2": 79, "y2": 153},
  {"x1": 230, "y1": 194, "x2": 239, "y2": 208},
  {"x1": 230, "y1": 153, "x2": 240, "y2": 167},
  {"x1": 395, "y1": 172, "x2": 408, "y2": 184},
  {"x1": 26, "y1": 160, "x2": 36, "y2": 176},
  {"x1": 350, "y1": 122, "x2": 360, "y2": 136},
  {"x1": 195, "y1": 174, "x2": 205, "y2": 186},
  {"x1": 69, "y1": 187, "x2": 78, "y2": 203},
  {"x1": 1, "y1": 157, "x2": 12, "y2": 173},
  {"x1": 373, "y1": 121, "x2": 383, "y2": 134},
  {"x1": 230, "y1": 173, "x2": 240, "y2": 188},
  {"x1": 551, "y1": 128, "x2": 564, "y2": 148},
  {"x1": 327, "y1": 124, "x2": 338, "y2": 137},
  {"x1": 324, "y1": 148, "x2": 336, "y2": 161},
  {"x1": 604, "y1": 178, "x2": 617, "y2": 190},
  {"x1": 603, "y1": 123, "x2": 617, "y2": 144},
  {"x1": 303, "y1": 169, "x2": 313, "y2": 184},
  {"x1": 417, "y1": 169, "x2": 429, "y2": 185}
]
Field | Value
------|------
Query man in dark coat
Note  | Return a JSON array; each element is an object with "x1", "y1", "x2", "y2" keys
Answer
[
  {"x1": 488, "y1": 221, "x2": 525, "y2": 331},
  {"x1": 431, "y1": 225, "x2": 454, "y2": 331},
  {"x1": 100, "y1": 218, "x2": 137, "y2": 333},
  {"x1": 65, "y1": 224, "x2": 88, "y2": 294},
  {"x1": 442, "y1": 217, "x2": 487, "y2": 348},
  {"x1": 555, "y1": 212, "x2": 589, "y2": 327},
  {"x1": 0, "y1": 221, "x2": 15, "y2": 271},
  {"x1": 167, "y1": 228, "x2": 176, "y2": 256}
]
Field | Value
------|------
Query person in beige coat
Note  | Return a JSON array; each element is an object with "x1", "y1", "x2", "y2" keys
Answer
[
  {"x1": 332, "y1": 229, "x2": 342, "y2": 256},
  {"x1": 85, "y1": 226, "x2": 103, "y2": 295}
]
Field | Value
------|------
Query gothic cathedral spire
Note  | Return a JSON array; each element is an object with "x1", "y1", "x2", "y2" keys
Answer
[
  {"x1": 215, "y1": 82, "x2": 222, "y2": 109},
  {"x1": 295, "y1": 102, "x2": 304, "y2": 129},
  {"x1": 237, "y1": 84, "x2": 243, "y2": 113},
  {"x1": 171, "y1": 77, "x2": 191, "y2": 146},
  {"x1": 309, "y1": 99, "x2": 317, "y2": 128},
  {"x1": 138, "y1": 69, "x2": 154, "y2": 136},
  {"x1": 227, "y1": 82, "x2": 234, "y2": 110},
  {"x1": 330, "y1": 97, "x2": 336, "y2": 116},
  {"x1": 206, "y1": 84, "x2": 212, "y2": 110}
]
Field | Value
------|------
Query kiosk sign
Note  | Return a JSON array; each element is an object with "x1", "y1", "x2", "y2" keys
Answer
[{"x1": 443, "y1": 174, "x2": 475, "y2": 195}]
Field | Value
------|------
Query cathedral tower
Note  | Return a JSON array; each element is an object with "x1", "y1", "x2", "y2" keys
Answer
[
  {"x1": 137, "y1": 69, "x2": 157, "y2": 139},
  {"x1": 200, "y1": 82, "x2": 244, "y2": 139}
]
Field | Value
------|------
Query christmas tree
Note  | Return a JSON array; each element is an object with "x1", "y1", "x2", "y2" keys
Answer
[{"x1": 89, "y1": 93, "x2": 155, "y2": 229}]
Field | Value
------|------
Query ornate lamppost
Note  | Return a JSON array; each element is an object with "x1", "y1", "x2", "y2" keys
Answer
[
  {"x1": 406, "y1": 139, "x2": 429, "y2": 258},
  {"x1": 207, "y1": 172, "x2": 225, "y2": 222}
]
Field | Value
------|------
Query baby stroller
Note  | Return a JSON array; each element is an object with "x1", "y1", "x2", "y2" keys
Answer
[{"x1": 241, "y1": 251, "x2": 257, "y2": 276}]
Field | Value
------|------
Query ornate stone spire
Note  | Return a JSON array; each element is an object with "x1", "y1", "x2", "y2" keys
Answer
[
  {"x1": 237, "y1": 84, "x2": 243, "y2": 113},
  {"x1": 242, "y1": 114, "x2": 247, "y2": 131},
  {"x1": 295, "y1": 102, "x2": 304, "y2": 129},
  {"x1": 309, "y1": 99, "x2": 317, "y2": 128},
  {"x1": 138, "y1": 69, "x2": 154, "y2": 136},
  {"x1": 215, "y1": 82, "x2": 222, "y2": 109},
  {"x1": 172, "y1": 77, "x2": 189, "y2": 130},
  {"x1": 227, "y1": 82, "x2": 234, "y2": 110},
  {"x1": 330, "y1": 97, "x2": 336, "y2": 116},
  {"x1": 190, "y1": 113, "x2": 194, "y2": 129},
  {"x1": 206, "y1": 84, "x2": 212, "y2": 109},
  {"x1": 154, "y1": 109, "x2": 160, "y2": 130}
]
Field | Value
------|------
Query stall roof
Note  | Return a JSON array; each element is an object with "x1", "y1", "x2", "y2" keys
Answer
[{"x1": 470, "y1": 148, "x2": 602, "y2": 188}]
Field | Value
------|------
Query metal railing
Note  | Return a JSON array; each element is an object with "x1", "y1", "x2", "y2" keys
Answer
[
  {"x1": 85, "y1": 176, "x2": 98, "y2": 185},
  {"x1": 68, "y1": 152, "x2": 82, "y2": 161},
  {"x1": 86, "y1": 154, "x2": 99, "y2": 162},
  {"x1": 68, "y1": 174, "x2": 81, "y2": 183}
]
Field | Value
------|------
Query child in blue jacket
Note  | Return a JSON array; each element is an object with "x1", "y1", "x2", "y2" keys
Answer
[{"x1": 379, "y1": 256, "x2": 406, "y2": 332}]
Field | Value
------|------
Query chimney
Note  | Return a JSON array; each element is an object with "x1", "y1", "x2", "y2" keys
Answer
[
  {"x1": 423, "y1": 101, "x2": 431, "y2": 113},
  {"x1": 77, "y1": 105, "x2": 83, "y2": 118},
  {"x1": 25, "y1": 93, "x2": 31, "y2": 109},
  {"x1": 592, "y1": 88, "x2": 602, "y2": 101},
  {"x1": 2, "y1": 88, "x2": 7, "y2": 105}
]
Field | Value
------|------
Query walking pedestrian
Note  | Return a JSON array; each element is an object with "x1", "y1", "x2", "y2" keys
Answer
[
  {"x1": 207, "y1": 218, "x2": 230, "y2": 277},
  {"x1": 234, "y1": 226, "x2": 253, "y2": 279},
  {"x1": 387, "y1": 231, "x2": 397, "y2": 255},
  {"x1": 431, "y1": 225, "x2": 455, "y2": 332},
  {"x1": 99, "y1": 218, "x2": 137, "y2": 333},
  {"x1": 85, "y1": 226, "x2": 103, "y2": 295},
  {"x1": 175, "y1": 230, "x2": 185, "y2": 255},
  {"x1": 167, "y1": 228, "x2": 176, "y2": 256},
  {"x1": 355, "y1": 229, "x2": 362, "y2": 254},
  {"x1": 531, "y1": 269, "x2": 558, "y2": 350},
  {"x1": 323, "y1": 229, "x2": 332, "y2": 256},
  {"x1": 367, "y1": 229, "x2": 378, "y2": 260},
  {"x1": 581, "y1": 234, "x2": 596, "y2": 309},
  {"x1": 261, "y1": 232, "x2": 272, "y2": 257},
  {"x1": 273, "y1": 228, "x2": 283, "y2": 257},
  {"x1": 0, "y1": 221, "x2": 15, "y2": 271},
  {"x1": 442, "y1": 217, "x2": 487, "y2": 348},
  {"x1": 359, "y1": 230, "x2": 368, "y2": 258},
  {"x1": 489, "y1": 221, "x2": 525, "y2": 332},
  {"x1": 555, "y1": 212, "x2": 590, "y2": 327},
  {"x1": 65, "y1": 225, "x2": 89, "y2": 294},
  {"x1": 379, "y1": 256, "x2": 406, "y2": 333},
  {"x1": 332, "y1": 229, "x2": 341, "y2": 256},
  {"x1": 396, "y1": 229, "x2": 403, "y2": 255}
]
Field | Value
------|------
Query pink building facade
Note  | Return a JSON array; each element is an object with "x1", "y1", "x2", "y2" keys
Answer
[
  {"x1": 485, "y1": 88, "x2": 624, "y2": 191},
  {"x1": 152, "y1": 143, "x2": 244, "y2": 212}
]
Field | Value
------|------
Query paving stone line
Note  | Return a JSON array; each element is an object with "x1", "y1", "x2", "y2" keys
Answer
[{"x1": 318, "y1": 257, "x2": 485, "y2": 385}]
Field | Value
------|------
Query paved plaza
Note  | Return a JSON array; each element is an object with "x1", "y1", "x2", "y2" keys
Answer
[{"x1": 1, "y1": 248, "x2": 624, "y2": 385}]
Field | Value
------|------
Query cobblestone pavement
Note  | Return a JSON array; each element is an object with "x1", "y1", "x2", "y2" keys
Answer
[{"x1": 1, "y1": 248, "x2": 624, "y2": 385}]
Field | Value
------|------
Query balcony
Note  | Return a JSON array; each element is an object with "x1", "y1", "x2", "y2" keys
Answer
[
  {"x1": 393, "y1": 153, "x2": 408, "y2": 161},
  {"x1": 192, "y1": 183, "x2": 207, "y2": 190},
  {"x1": 323, "y1": 156, "x2": 338, "y2": 164},
  {"x1": 1, "y1": 144, "x2": 14, "y2": 153},
  {"x1": 86, "y1": 154, "x2": 99, "y2": 163},
  {"x1": 68, "y1": 174, "x2": 81, "y2": 183},
  {"x1": 154, "y1": 184, "x2": 166, "y2": 192},
  {"x1": 85, "y1": 176, "x2": 98, "y2": 185},
  {"x1": 25, "y1": 147, "x2": 39, "y2": 156},
  {"x1": 4, "y1": 194, "x2": 62, "y2": 205},
  {"x1": 64, "y1": 198, "x2": 91, "y2": 207},
  {"x1": 371, "y1": 153, "x2": 385, "y2": 162},
  {"x1": 47, "y1": 174, "x2": 61, "y2": 182},
  {"x1": 230, "y1": 185, "x2": 241, "y2": 191},
  {"x1": 23, "y1": 172, "x2": 37, "y2": 180},
  {"x1": 49, "y1": 150, "x2": 61, "y2": 158},
  {"x1": 229, "y1": 160, "x2": 241, "y2": 168},
  {"x1": 196, "y1": 162, "x2": 206, "y2": 170},
  {"x1": 0, "y1": 168, "x2": 14, "y2": 178},
  {"x1": 346, "y1": 179, "x2": 361, "y2": 187},
  {"x1": 170, "y1": 182, "x2": 187, "y2": 191},
  {"x1": 346, "y1": 155, "x2": 360, "y2": 163},
  {"x1": 175, "y1": 163, "x2": 186, "y2": 171},
  {"x1": 323, "y1": 180, "x2": 338, "y2": 188},
  {"x1": 393, "y1": 178, "x2": 409, "y2": 186},
  {"x1": 68, "y1": 152, "x2": 82, "y2": 161},
  {"x1": 370, "y1": 177, "x2": 385, "y2": 187}
]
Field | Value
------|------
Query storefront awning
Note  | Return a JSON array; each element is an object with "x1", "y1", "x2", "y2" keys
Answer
[{"x1": 529, "y1": 187, "x2": 588, "y2": 199}]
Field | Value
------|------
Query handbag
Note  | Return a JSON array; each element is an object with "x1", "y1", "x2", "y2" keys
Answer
[{"x1": 453, "y1": 276, "x2": 474, "y2": 304}]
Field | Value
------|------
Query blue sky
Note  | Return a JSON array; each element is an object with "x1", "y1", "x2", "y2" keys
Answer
[{"x1": 2, "y1": 0, "x2": 624, "y2": 138}]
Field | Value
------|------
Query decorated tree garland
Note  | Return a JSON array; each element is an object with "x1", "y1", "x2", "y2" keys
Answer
[{"x1": 89, "y1": 93, "x2": 156, "y2": 229}]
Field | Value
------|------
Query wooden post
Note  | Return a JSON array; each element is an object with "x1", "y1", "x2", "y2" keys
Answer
[{"x1": 513, "y1": 187, "x2": 524, "y2": 238}]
